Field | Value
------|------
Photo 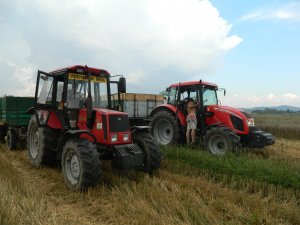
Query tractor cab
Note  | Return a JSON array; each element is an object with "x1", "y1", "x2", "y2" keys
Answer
[
  {"x1": 164, "y1": 81, "x2": 218, "y2": 117},
  {"x1": 35, "y1": 66, "x2": 125, "y2": 128}
]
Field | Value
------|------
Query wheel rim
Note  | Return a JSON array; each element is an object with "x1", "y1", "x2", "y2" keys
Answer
[
  {"x1": 208, "y1": 134, "x2": 228, "y2": 155},
  {"x1": 29, "y1": 129, "x2": 39, "y2": 159},
  {"x1": 65, "y1": 150, "x2": 80, "y2": 185},
  {"x1": 153, "y1": 118, "x2": 173, "y2": 145}
]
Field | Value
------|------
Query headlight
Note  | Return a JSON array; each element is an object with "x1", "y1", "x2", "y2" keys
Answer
[
  {"x1": 111, "y1": 134, "x2": 118, "y2": 142},
  {"x1": 123, "y1": 133, "x2": 129, "y2": 142},
  {"x1": 247, "y1": 118, "x2": 255, "y2": 127}
]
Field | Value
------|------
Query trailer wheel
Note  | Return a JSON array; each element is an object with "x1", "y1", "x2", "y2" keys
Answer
[
  {"x1": 62, "y1": 139, "x2": 102, "y2": 191},
  {"x1": 203, "y1": 126, "x2": 241, "y2": 155},
  {"x1": 150, "y1": 110, "x2": 180, "y2": 145},
  {"x1": 133, "y1": 132, "x2": 162, "y2": 174},
  {"x1": 0, "y1": 125, "x2": 5, "y2": 144},
  {"x1": 27, "y1": 115, "x2": 58, "y2": 167},
  {"x1": 6, "y1": 129, "x2": 17, "y2": 150}
]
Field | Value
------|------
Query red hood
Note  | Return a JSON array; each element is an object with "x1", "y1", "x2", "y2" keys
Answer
[
  {"x1": 205, "y1": 105, "x2": 250, "y2": 134},
  {"x1": 208, "y1": 105, "x2": 247, "y2": 119},
  {"x1": 93, "y1": 108, "x2": 128, "y2": 116}
]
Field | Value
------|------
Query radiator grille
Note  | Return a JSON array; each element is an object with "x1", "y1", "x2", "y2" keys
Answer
[
  {"x1": 230, "y1": 115, "x2": 244, "y2": 132},
  {"x1": 109, "y1": 114, "x2": 130, "y2": 132}
]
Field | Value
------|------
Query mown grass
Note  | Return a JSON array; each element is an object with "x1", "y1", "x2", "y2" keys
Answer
[
  {"x1": 162, "y1": 145, "x2": 300, "y2": 191},
  {"x1": 1, "y1": 139, "x2": 300, "y2": 225}
]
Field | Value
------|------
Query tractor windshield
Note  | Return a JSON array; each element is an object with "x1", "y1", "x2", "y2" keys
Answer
[
  {"x1": 67, "y1": 73, "x2": 108, "y2": 109},
  {"x1": 202, "y1": 87, "x2": 218, "y2": 106}
]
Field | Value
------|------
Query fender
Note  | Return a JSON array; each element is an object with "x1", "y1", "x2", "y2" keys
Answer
[
  {"x1": 26, "y1": 107, "x2": 35, "y2": 114},
  {"x1": 150, "y1": 104, "x2": 186, "y2": 126},
  {"x1": 56, "y1": 130, "x2": 96, "y2": 155},
  {"x1": 204, "y1": 122, "x2": 225, "y2": 132},
  {"x1": 131, "y1": 125, "x2": 150, "y2": 134}
]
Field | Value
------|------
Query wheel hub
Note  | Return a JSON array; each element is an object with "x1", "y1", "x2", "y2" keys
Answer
[
  {"x1": 30, "y1": 131, "x2": 39, "y2": 158},
  {"x1": 65, "y1": 151, "x2": 80, "y2": 185},
  {"x1": 154, "y1": 119, "x2": 173, "y2": 145},
  {"x1": 209, "y1": 134, "x2": 228, "y2": 155},
  {"x1": 70, "y1": 156, "x2": 80, "y2": 178}
]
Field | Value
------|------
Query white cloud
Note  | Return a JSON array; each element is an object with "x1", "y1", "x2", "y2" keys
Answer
[
  {"x1": 126, "y1": 67, "x2": 146, "y2": 85},
  {"x1": 240, "y1": 2, "x2": 300, "y2": 22},
  {"x1": 283, "y1": 93, "x2": 298, "y2": 99},
  {"x1": 267, "y1": 94, "x2": 275, "y2": 100},
  {"x1": 0, "y1": 0, "x2": 241, "y2": 96}
]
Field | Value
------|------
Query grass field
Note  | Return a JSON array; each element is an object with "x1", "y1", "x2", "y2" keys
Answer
[
  {"x1": 0, "y1": 114, "x2": 300, "y2": 225},
  {"x1": 254, "y1": 114, "x2": 300, "y2": 140}
]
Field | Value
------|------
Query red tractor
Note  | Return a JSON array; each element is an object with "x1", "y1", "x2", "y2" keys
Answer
[
  {"x1": 27, "y1": 65, "x2": 161, "y2": 191},
  {"x1": 150, "y1": 81, "x2": 275, "y2": 155}
]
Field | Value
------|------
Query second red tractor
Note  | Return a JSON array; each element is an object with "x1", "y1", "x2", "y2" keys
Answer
[{"x1": 150, "y1": 81, "x2": 275, "y2": 155}]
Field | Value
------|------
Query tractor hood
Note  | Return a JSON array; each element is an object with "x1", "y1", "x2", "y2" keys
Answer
[
  {"x1": 207, "y1": 105, "x2": 249, "y2": 119},
  {"x1": 205, "y1": 105, "x2": 253, "y2": 134},
  {"x1": 93, "y1": 108, "x2": 128, "y2": 116}
]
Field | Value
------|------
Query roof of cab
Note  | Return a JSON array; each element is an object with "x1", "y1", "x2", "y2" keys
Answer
[
  {"x1": 50, "y1": 65, "x2": 110, "y2": 76},
  {"x1": 169, "y1": 81, "x2": 217, "y2": 88}
]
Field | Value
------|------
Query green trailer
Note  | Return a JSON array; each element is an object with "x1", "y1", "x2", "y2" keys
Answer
[{"x1": 0, "y1": 96, "x2": 35, "y2": 150}]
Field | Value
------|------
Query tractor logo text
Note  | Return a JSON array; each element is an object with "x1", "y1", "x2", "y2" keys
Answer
[{"x1": 68, "y1": 73, "x2": 106, "y2": 83}]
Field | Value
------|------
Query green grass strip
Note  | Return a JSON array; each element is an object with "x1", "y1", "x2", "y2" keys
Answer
[{"x1": 162, "y1": 146, "x2": 300, "y2": 190}]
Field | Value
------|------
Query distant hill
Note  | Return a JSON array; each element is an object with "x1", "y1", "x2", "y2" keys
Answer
[{"x1": 241, "y1": 105, "x2": 300, "y2": 112}]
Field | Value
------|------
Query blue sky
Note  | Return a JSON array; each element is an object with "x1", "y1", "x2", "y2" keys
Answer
[
  {"x1": 0, "y1": 0, "x2": 299, "y2": 108},
  {"x1": 210, "y1": 0, "x2": 300, "y2": 107}
]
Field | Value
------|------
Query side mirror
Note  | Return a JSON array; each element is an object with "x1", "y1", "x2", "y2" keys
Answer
[
  {"x1": 118, "y1": 77, "x2": 126, "y2": 93},
  {"x1": 217, "y1": 88, "x2": 226, "y2": 96}
]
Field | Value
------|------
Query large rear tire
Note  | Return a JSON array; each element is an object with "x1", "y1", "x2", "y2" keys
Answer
[
  {"x1": 27, "y1": 115, "x2": 58, "y2": 167},
  {"x1": 150, "y1": 110, "x2": 180, "y2": 145},
  {"x1": 62, "y1": 139, "x2": 102, "y2": 191},
  {"x1": 6, "y1": 129, "x2": 18, "y2": 150},
  {"x1": 133, "y1": 132, "x2": 162, "y2": 174},
  {"x1": 203, "y1": 126, "x2": 241, "y2": 155}
]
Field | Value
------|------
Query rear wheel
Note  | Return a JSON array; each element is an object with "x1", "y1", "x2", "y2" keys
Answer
[
  {"x1": 203, "y1": 126, "x2": 241, "y2": 155},
  {"x1": 27, "y1": 115, "x2": 58, "y2": 167},
  {"x1": 62, "y1": 139, "x2": 102, "y2": 191},
  {"x1": 150, "y1": 110, "x2": 180, "y2": 145},
  {"x1": 6, "y1": 129, "x2": 17, "y2": 150},
  {"x1": 133, "y1": 131, "x2": 162, "y2": 174}
]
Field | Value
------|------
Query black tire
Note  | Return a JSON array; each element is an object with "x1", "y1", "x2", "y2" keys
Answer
[
  {"x1": 203, "y1": 126, "x2": 241, "y2": 155},
  {"x1": 27, "y1": 115, "x2": 58, "y2": 167},
  {"x1": 133, "y1": 131, "x2": 162, "y2": 174},
  {"x1": 150, "y1": 110, "x2": 181, "y2": 145},
  {"x1": 6, "y1": 129, "x2": 17, "y2": 150},
  {"x1": 62, "y1": 139, "x2": 102, "y2": 191},
  {"x1": 0, "y1": 125, "x2": 5, "y2": 144}
]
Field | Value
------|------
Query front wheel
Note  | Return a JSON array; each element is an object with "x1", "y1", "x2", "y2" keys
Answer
[
  {"x1": 62, "y1": 139, "x2": 102, "y2": 191},
  {"x1": 133, "y1": 132, "x2": 162, "y2": 174},
  {"x1": 203, "y1": 126, "x2": 241, "y2": 155}
]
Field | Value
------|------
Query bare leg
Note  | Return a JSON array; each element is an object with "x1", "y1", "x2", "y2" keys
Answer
[
  {"x1": 186, "y1": 129, "x2": 190, "y2": 144},
  {"x1": 191, "y1": 129, "x2": 196, "y2": 144}
]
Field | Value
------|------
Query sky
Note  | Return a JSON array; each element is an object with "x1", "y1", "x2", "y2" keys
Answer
[{"x1": 0, "y1": 0, "x2": 299, "y2": 108}]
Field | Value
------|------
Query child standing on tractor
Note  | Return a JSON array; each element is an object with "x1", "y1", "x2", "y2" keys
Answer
[{"x1": 186, "y1": 100, "x2": 198, "y2": 145}]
